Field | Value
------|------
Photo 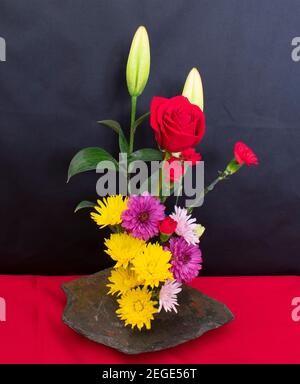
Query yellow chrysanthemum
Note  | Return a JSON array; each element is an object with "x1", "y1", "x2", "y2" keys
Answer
[
  {"x1": 104, "y1": 233, "x2": 146, "y2": 268},
  {"x1": 132, "y1": 242, "x2": 173, "y2": 288},
  {"x1": 90, "y1": 195, "x2": 128, "y2": 228},
  {"x1": 116, "y1": 286, "x2": 158, "y2": 330},
  {"x1": 107, "y1": 267, "x2": 140, "y2": 296}
]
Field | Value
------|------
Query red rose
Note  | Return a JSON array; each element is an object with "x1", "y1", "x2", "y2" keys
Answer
[
  {"x1": 159, "y1": 217, "x2": 177, "y2": 235},
  {"x1": 234, "y1": 142, "x2": 258, "y2": 166},
  {"x1": 181, "y1": 148, "x2": 202, "y2": 165},
  {"x1": 150, "y1": 96, "x2": 206, "y2": 152}
]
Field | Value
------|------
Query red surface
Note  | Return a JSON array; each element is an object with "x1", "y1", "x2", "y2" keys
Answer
[{"x1": 0, "y1": 274, "x2": 299, "y2": 364}]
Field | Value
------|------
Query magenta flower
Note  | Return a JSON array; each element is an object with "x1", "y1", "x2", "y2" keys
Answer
[
  {"x1": 165, "y1": 237, "x2": 202, "y2": 283},
  {"x1": 121, "y1": 194, "x2": 165, "y2": 241}
]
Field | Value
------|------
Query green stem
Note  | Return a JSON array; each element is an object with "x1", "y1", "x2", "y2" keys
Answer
[
  {"x1": 204, "y1": 176, "x2": 223, "y2": 194},
  {"x1": 175, "y1": 180, "x2": 183, "y2": 206},
  {"x1": 129, "y1": 96, "x2": 137, "y2": 154},
  {"x1": 158, "y1": 166, "x2": 163, "y2": 200},
  {"x1": 109, "y1": 224, "x2": 122, "y2": 233},
  {"x1": 187, "y1": 170, "x2": 229, "y2": 214}
]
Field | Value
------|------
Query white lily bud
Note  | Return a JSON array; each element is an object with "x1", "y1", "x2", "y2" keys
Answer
[
  {"x1": 182, "y1": 67, "x2": 204, "y2": 111},
  {"x1": 126, "y1": 26, "x2": 150, "y2": 97}
]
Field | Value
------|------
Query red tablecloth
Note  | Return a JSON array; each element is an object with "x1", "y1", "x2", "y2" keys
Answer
[{"x1": 0, "y1": 275, "x2": 299, "y2": 364}]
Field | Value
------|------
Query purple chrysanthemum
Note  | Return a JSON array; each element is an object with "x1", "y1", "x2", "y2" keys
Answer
[
  {"x1": 121, "y1": 194, "x2": 165, "y2": 241},
  {"x1": 165, "y1": 237, "x2": 202, "y2": 283}
]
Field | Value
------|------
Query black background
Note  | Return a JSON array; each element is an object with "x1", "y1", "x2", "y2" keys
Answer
[{"x1": 0, "y1": 0, "x2": 299, "y2": 275}]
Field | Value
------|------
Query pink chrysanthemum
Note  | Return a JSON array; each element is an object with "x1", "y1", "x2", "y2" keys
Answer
[
  {"x1": 170, "y1": 206, "x2": 199, "y2": 245},
  {"x1": 165, "y1": 237, "x2": 202, "y2": 283},
  {"x1": 158, "y1": 280, "x2": 182, "y2": 313},
  {"x1": 121, "y1": 194, "x2": 165, "y2": 241}
]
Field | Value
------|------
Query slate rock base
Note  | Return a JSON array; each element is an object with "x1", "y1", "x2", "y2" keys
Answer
[{"x1": 62, "y1": 268, "x2": 234, "y2": 354}]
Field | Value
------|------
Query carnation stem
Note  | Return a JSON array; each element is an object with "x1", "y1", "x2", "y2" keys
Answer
[
  {"x1": 129, "y1": 96, "x2": 137, "y2": 154},
  {"x1": 187, "y1": 169, "x2": 231, "y2": 214}
]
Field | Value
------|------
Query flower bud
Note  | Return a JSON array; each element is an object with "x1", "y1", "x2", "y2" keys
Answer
[
  {"x1": 182, "y1": 67, "x2": 204, "y2": 110},
  {"x1": 160, "y1": 233, "x2": 171, "y2": 243},
  {"x1": 126, "y1": 26, "x2": 150, "y2": 97},
  {"x1": 159, "y1": 217, "x2": 177, "y2": 235},
  {"x1": 194, "y1": 224, "x2": 205, "y2": 239}
]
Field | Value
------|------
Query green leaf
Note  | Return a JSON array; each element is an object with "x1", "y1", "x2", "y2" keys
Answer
[
  {"x1": 129, "y1": 148, "x2": 163, "y2": 163},
  {"x1": 74, "y1": 200, "x2": 95, "y2": 213},
  {"x1": 98, "y1": 119, "x2": 129, "y2": 153},
  {"x1": 134, "y1": 111, "x2": 150, "y2": 131},
  {"x1": 67, "y1": 147, "x2": 118, "y2": 182},
  {"x1": 118, "y1": 130, "x2": 129, "y2": 154},
  {"x1": 97, "y1": 120, "x2": 121, "y2": 134}
]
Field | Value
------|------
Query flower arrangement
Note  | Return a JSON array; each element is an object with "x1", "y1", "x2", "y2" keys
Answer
[{"x1": 67, "y1": 26, "x2": 258, "y2": 331}]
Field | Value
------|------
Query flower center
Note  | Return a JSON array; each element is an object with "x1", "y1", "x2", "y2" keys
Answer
[
  {"x1": 174, "y1": 109, "x2": 192, "y2": 125},
  {"x1": 139, "y1": 211, "x2": 149, "y2": 223},
  {"x1": 182, "y1": 254, "x2": 190, "y2": 264},
  {"x1": 134, "y1": 300, "x2": 144, "y2": 312}
]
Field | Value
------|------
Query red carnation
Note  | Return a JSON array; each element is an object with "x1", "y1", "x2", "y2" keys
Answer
[
  {"x1": 164, "y1": 157, "x2": 185, "y2": 182},
  {"x1": 234, "y1": 142, "x2": 258, "y2": 166},
  {"x1": 181, "y1": 148, "x2": 202, "y2": 165},
  {"x1": 159, "y1": 217, "x2": 177, "y2": 235}
]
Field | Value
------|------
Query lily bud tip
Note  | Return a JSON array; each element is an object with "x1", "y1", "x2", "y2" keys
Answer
[{"x1": 182, "y1": 67, "x2": 204, "y2": 111}]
